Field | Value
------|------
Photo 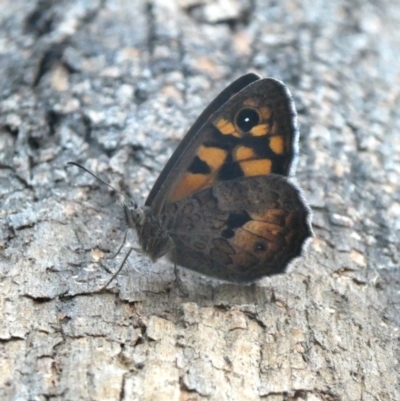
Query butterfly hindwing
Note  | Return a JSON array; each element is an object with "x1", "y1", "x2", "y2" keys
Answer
[{"x1": 163, "y1": 175, "x2": 311, "y2": 282}]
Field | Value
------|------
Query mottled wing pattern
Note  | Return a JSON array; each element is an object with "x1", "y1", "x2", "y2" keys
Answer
[{"x1": 163, "y1": 175, "x2": 312, "y2": 282}]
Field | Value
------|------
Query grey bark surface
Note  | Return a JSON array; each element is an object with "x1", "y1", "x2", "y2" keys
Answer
[{"x1": 0, "y1": 0, "x2": 399, "y2": 400}]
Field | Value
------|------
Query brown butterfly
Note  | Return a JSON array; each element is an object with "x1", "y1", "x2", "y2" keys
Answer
[{"x1": 70, "y1": 73, "x2": 312, "y2": 283}]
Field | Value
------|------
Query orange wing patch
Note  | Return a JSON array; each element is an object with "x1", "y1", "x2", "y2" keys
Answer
[
  {"x1": 227, "y1": 209, "x2": 290, "y2": 266},
  {"x1": 229, "y1": 226, "x2": 282, "y2": 264},
  {"x1": 269, "y1": 135, "x2": 284, "y2": 154},
  {"x1": 197, "y1": 146, "x2": 227, "y2": 170},
  {"x1": 168, "y1": 145, "x2": 228, "y2": 202},
  {"x1": 234, "y1": 146, "x2": 256, "y2": 161},
  {"x1": 216, "y1": 119, "x2": 240, "y2": 137},
  {"x1": 250, "y1": 124, "x2": 270, "y2": 136},
  {"x1": 239, "y1": 159, "x2": 272, "y2": 176},
  {"x1": 169, "y1": 174, "x2": 212, "y2": 202},
  {"x1": 233, "y1": 146, "x2": 273, "y2": 176}
]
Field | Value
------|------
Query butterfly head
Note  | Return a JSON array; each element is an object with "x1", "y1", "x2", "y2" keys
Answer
[
  {"x1": 123, "y1": 203, "x2": 146, "y2": 228},
  {"x1": 124, "y1": 204, "x2": 173, "y2": 261}
]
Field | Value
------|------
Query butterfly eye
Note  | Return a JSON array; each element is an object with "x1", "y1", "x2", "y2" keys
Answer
[{"x1": 235, "y1": 108, "x2": 261, "y2": 132}]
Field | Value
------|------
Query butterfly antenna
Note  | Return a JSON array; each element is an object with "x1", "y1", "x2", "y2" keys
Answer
[{"x1": 67, "y1": 161, "x2": 138, "y2": 208}]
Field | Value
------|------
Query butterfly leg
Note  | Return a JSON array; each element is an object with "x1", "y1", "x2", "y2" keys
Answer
[
  {"x1": 170, "y1": 248, "x2": 189, "y2": 297},
  {"x1": 98, "y1": 246, "x2": 141, "y2": 291},
  {"x1": 105, "y1": 231, "x2": 128, "y2": 260},
  {"x1": 97, "y1": 230, "x2": 129, "y2": 285}
]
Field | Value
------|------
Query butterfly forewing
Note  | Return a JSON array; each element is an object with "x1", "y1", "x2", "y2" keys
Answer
[{"x1": 148, "y1": 77, "x2": 299, "y2": 213}]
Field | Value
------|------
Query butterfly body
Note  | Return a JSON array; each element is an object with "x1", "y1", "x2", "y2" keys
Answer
[{"x1": 124, "y1": 73, "x2": 313, "y2": 282}]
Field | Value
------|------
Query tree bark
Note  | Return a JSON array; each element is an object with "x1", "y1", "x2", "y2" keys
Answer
[{"x1": 0, "y1": 0, "x2": 399, "y2": 400}]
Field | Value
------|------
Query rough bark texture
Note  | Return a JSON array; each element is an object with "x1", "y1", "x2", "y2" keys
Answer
[{"x1": 1, "y1": 1, "x2": 399, "y2": 400}]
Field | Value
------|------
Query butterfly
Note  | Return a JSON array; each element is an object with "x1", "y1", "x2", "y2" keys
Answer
[{"x1": 70, "y1": 73, "x2": 312, "y2": 283}]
